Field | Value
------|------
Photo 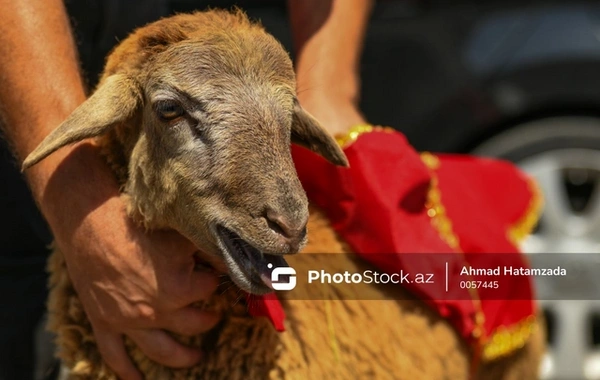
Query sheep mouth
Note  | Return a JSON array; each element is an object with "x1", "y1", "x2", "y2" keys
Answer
[{"x1": 216, "y1": 226, "x2": 289, "y2": 294}]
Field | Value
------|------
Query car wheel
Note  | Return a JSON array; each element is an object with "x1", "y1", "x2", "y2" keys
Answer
[{"x1": 472, "y1": 116, "x2": 600, "y2": 380}]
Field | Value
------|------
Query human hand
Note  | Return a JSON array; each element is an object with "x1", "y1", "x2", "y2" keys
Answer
[
  {"x1": 37, "y1": 144, "x2": 221, "y2": 380},
  {"x1": 0, "y1": 2, "x2": 220, "y2": 377}
]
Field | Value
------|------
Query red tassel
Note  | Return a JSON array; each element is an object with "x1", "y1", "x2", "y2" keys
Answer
[{"x1": 245, "y1": 292, "x2": 286, "y2": 332}]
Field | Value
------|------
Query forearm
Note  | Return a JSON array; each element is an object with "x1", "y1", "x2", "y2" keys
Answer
[
  {"x1": 0, "y1": 0, "x2": 119, "y2": 223},
  {"x1": 288, "y1": 0, "x2": 373, "y2": 109},
  {"x1": 0, "y1": 0, "x2": 85, "y2": 157}
]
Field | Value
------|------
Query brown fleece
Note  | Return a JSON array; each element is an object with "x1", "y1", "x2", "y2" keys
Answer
[{"x1": 36, "y1": 10, "x2": 544, "y2": 380}]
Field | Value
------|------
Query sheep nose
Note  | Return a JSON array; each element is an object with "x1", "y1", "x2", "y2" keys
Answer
[{"x1": 265, "y1": 208, "x2": 308, "y2": 244}]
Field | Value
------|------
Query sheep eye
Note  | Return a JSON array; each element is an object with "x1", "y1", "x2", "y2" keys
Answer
[{"x1": 154, "y1": 100, "x2": 185, "y2": 121}]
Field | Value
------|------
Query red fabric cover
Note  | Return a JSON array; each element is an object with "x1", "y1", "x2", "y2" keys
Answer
[
  {"x1": 435, "y1": 155, "x2": 535, "y2": 338},
  {"x1": 246, "y1": 292, "x2": 286, "y2": 332},
  {"x1": 247, "y1": 129, "x2": 536, "y2": 353}
]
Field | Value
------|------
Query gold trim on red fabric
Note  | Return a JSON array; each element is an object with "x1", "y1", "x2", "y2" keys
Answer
[
  {"x1": 477, "y1": 177, "x2": 543, "y2": 361},
  {"x1": 420, "y1": 151, "x2": 441, "y2": 170},
  {"x1": 421, "y1": 152, "x2": 486, "y2": 344},
  {"x1": 334, "y1": 124, "x2": 395, "y2": 148},
  {"x1": 421, "y1": 152, "x2": 538, "y2": 363},
  {"x1": 425, "y1": 175, "x2": 461, "y2": 250},
  {"x1": 333, "y1": 128, "x2": 538, "y2": 364},
  {"x1": 482, "y1": 315, "x2": 538, "y2": 361},
  {"x1": 507, "y1": 178, "x2": 544, "y2": 247}
]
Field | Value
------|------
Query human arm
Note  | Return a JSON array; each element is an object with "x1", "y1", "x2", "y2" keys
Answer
[
  {"x1": 0, "y1": 1, "x2": 219, "y2": 378},
  {"x1": 287, "y1": 0, "x2": 374, "y2": 136}
]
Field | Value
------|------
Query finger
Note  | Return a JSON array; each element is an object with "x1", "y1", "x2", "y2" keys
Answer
[
  {"x1": 188, "y1": 270, "x2": 220, "y2": 301},
  {"x1": 165, "y1": 269, "x2": 220, "y2": 308},
  {"x1": 164, "y1": 307, "x2": 221, "y2": 336},
  {"x1": 147, "y1": 229, "x2": 198, "y2": 261},
  {"x1": 127, "y1": 328, "x2": 202, "y2": 368},
  {"x1": 94, "y1": 328, "x2": 142, "y2": 380}
]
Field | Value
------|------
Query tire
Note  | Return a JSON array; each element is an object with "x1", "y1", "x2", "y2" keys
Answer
[
  {"x1": 473, "y1": 116, "x2": 600, "y2": 380},
  {"x1": 473, "y1": 116, "x2": 600, "y2": 161}
]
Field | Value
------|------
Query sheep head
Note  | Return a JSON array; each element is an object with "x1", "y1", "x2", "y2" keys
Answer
[{"x1": 22, "y1": 11, "x2": 348, "y2": 294}]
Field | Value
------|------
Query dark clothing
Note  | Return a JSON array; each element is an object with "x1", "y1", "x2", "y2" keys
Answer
[
  {"x1": 0, "y1": 109, "x2": 54, "y2": 380},
  {"x1": 0, "y1": 1, "x2": 289, "y2": 379}
]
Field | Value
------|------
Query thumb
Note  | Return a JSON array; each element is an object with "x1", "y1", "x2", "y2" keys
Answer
[{"x1": 94, "y1": 327, "x2": 143, "y2": 380}]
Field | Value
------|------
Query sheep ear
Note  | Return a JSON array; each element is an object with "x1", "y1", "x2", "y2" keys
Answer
[
  {"x1": 291, "y1": 102, "x2": 349, "y2": 167},
  {"x1": 22, "y1": 74, "x2": 140, "y2": 170}
]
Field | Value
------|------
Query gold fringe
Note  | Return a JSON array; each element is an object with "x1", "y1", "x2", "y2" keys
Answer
[
  {"x1": 420, "y1": 151, "x2": 440, "y2": 170},
  {"x1": 507, "y1": 178, "x2": 544, "y2": 247},
  {"x1": 334, "y1": 124, "x2": 394, "y2": 148},
  {"x1": 478, "y1": 177, "x2": 543, "y2": 361},
  {"x1": 421, "y1": 153, "x2": 487, "y2": 352},
  {"x1": 421, "y1": 153, "x2": 538, "y2": 361},
  {"x1": 482, "y1": 315, "x2": 538, "y2": 361},
  {"x1": 425, "y1": 175, "x2": 461, "y2": 251},
  {"x1": 422, "y1": 153, "x2": 460, "y2": 251},
  {"x1": 334, "y1": 132, "x2": 537, "y2": 362}
]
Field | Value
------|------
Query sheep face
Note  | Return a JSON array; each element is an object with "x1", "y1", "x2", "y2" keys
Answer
[
  {"x1": 22, "y1": 11, "x2": 348, "y2": 294},
  {"x1": 130, "y1": 43, "x2": 317, "y2": 293}
]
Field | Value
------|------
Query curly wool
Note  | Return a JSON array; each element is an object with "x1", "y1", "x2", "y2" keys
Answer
[
  {"x1": 48, "y1": 207, "x2": 544, "y2": 380},
  {"x1": 39, "y1": 9, "x2": 545, "y2": 380}
]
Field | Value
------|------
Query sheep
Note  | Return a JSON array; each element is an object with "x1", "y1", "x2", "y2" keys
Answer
[{"x1": 22, "y1": 10, "x2": 545, "y2": 380}]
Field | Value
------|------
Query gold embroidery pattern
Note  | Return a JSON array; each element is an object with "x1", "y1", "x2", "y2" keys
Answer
[
  {"x1": 421, "y1": 153, "x2": 458, "y2": 249},
  {"x1": 421, "y1": 152, "x2": 460, "y2": 251},
  {"x1": 507, "y1": 178, "x2": 544, "y2": 247},
  {"x1": 482, "y1": 316, "x2": 538, "y2": 361},
  {"x1": 421, "y1": 153, "x2": 486, "y2": 345},
  {"x1": 424, "y1": 174, "x2": 460, "y2": 251},
  {"x1": 420, "y1": 151, "x2": 440, "y2": 170},
  {"x1": 334, "y1": 124, "x2": 394, "y2": 148},
  {"x1": 421, "y1": 153, "x2": 538, "y2": 362},
  {"x1": 334, "y1": 130, "x2": 537, "y2": 362},
  {"x1": 481, "y1": 176, "x2": 543, "y2": 361}
]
